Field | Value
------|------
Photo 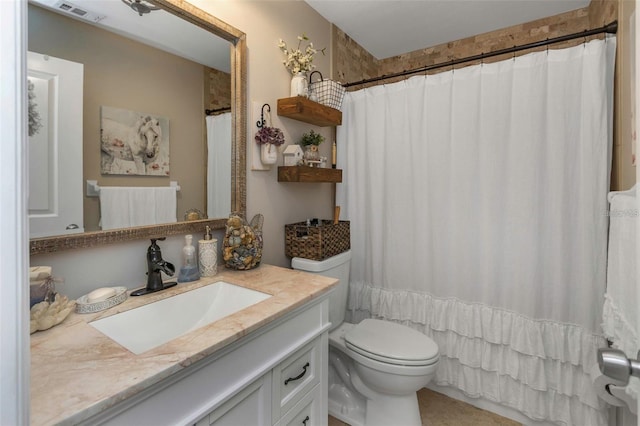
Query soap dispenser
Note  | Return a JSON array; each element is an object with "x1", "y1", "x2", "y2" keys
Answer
[
  {"x1": 199, "y1": 226, "x2": 218, "y2": 277},
  {"x1": 177, "y1": 234, "x2": 200, "y2": 283}
]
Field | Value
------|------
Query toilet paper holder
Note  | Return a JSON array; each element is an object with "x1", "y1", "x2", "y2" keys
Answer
[{"x1": 598, "y1": 348, "x2": 640, "y2": 386}]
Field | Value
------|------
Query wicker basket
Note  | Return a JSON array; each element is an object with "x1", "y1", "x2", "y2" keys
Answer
[
  {"x1": 285, "y1": 220, "x2": 350, "y2": 260},
  {"x1": 308, "y1": 71, "x2": 345, "y2": 111}
]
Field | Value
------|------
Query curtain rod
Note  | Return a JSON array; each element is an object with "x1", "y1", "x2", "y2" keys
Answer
[
  {"x1": 343, "y1": 21, "x2": 618, "y2": 88},
  {"x1": 205, "y1": 107, "x2": 231, "y2": 115}
]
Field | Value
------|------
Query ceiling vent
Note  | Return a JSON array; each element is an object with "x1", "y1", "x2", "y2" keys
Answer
[{"x1": 53, "y1": 0, "x2": 106, "y2": 23}]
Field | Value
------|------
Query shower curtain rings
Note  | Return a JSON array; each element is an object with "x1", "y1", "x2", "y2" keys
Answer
[{"x1": 257, "y1": 103, "x2": 270, "y2": 128}]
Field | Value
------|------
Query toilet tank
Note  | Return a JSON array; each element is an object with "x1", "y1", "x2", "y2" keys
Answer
[{"x1": 291, "y1": 250, "x2": 351, "y2": 331}]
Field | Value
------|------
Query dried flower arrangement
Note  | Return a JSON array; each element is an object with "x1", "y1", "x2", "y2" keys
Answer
[{"x1": 277, "y1": 34, "x2": 326, "y2": 75}]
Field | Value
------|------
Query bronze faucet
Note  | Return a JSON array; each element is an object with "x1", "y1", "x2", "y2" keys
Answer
[{"x1": 131, "y1": 237, "x2": 177, "y2": 296}]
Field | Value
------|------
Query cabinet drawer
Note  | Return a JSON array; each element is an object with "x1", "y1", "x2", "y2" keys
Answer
[
  {"x1": 274, "y1": 383, "x2": 322, "y2": 426},
  {"x1": 272, "y1": 339, "x2": 321, "y2": 420}
]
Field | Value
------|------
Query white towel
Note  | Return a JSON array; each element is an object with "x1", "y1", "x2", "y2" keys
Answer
[
  {"x1": 100, "y1": 187, "x2": 177, "y2": 230},
  {"x1": 602, "y1": 185, "x2": 638, "y2": 401},
  {"x1": 152, "y1": 187, "x2": 178, "y2": 225}
]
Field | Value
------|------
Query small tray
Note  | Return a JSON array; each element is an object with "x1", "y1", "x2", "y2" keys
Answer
[{"x1": 76, "y1": 287, "x2": 128, "y2": 314}]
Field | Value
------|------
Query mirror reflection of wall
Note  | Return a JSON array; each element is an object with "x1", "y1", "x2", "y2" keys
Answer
[{"x1": 27, "y1": 3, "x2": 231, "y2": 237}]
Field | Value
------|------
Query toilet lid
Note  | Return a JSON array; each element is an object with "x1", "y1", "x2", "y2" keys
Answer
[{"x1": 345, "y1": 319, "x2": 438, "y2": 364}]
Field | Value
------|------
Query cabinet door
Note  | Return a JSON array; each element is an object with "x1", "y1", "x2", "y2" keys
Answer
[{"x1": 197, "y1": 373, "x2": 271, "y2": 426}]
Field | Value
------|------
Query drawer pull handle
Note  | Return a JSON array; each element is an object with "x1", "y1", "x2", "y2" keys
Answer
[
  {"x1": 302, "y1": 415, "x2": 310, "y2": 425},
  {"x1": 284, "y1": 362, "x2": 310, "y2": 385}
]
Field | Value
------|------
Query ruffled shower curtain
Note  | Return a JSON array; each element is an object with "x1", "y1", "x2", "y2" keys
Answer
[
  {"x1": 206, "y1": 112, "x2": 231, "y2": 219},
  {"x1": 336, "y1": 38, "x2": 616, "y2": 426}
]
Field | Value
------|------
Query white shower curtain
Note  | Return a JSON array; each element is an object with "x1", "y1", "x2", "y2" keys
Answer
[
  {"x1": 336, "y1": 38, "x2": 616, "y2": 426},
  {"x1": 206, "y1": 112, "x2": 231, "y2": 219}
]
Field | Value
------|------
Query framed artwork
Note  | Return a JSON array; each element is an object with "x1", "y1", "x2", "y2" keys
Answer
[{"x1": 100, "y1": 106, "x2": 170, "y2": 176}]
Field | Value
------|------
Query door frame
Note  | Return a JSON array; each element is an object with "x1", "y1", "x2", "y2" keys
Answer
[
  {"x1": 0, "y1": 0, "x2": 30, "y2": 424},
  {"x1": 635, "y1": 0, "x2": 640, "y2": 419}
]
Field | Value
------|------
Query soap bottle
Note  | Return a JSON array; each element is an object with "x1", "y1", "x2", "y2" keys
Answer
[
  {"x1": 177, "y1": 234, "x2": 200, "y2": 282},
  {"x1": 199, "y1": 226, "x2": 218, "y2": 277}
]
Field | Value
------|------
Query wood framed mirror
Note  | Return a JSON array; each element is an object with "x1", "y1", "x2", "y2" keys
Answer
[{"x1": 29, "y1": 0, "x2": 246, "y2": 256}]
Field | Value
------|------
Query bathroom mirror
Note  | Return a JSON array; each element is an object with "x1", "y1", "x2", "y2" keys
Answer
[{"x1": 29, "y1": 0, "x2": 246, "y2": 255}]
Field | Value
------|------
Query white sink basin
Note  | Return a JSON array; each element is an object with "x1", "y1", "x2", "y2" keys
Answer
[{"x1": 90, "y1": 281, "x2": 271, "y2": 354}]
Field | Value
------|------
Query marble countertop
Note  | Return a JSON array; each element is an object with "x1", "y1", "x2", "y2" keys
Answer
[{"x1": 30, "y1": 264, "x2": 338, "y2": 426}]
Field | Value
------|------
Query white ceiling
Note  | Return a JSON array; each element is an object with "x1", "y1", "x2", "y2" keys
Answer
[
  {"x1": 30, "y1": 0, "x2": 231, "y2": 72},
  {"x1": 31, "y1": 0, "x2": 592, "y2": 71},
  {"x1": 304, "y1": 0, "x2": 591, "y2": 59}
]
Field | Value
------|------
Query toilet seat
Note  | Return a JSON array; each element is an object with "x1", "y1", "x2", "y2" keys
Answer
[{"x1": 345, "y1": 319, "x2": 439, "y2": 366}]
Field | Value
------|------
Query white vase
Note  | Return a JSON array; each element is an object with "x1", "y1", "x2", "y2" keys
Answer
[
  {"x1": 260, "y1": 143, "x2": 278, "y2": 165},
  {"x1": 290, "y1": 72, "x2": 308, "y2": 97}
]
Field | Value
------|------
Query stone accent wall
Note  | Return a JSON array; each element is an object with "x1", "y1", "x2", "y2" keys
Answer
[
  {"x1": 205, "y1": 66, "x2": 231, "y2": 111},
  {"x1": 332, "y1": 26, "x2": 378, "y2": 85},
  {"x1": 333, "y1": 4, "x2": 620, "y2": 89},
  {"x1": 589, "y1": 0, "x2": 618, "y2": 27},
  {"x1": 376, "y1": 7, "x2": 591, "y2": 80}
]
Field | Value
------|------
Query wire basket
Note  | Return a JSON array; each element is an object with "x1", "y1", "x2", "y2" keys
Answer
[{"x1": 308, "y1": 71, "x2": 345, "y2": 111}]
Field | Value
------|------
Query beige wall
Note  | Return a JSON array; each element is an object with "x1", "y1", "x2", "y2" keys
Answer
[
  {"x1": 189, "y1": 0, "x2": 335, "y2": 268},
  {"x1": 28, "y1": 5, "x2": 207, "y2": 231},
  {"x1": 34, "y1": 1, "x2": 633, "y2": 293},
  {"x1": 30, "y1": 1, "x2": 334, "y2": 295}
]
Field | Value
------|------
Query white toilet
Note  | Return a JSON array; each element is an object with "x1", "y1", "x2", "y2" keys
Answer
[{"x1": 292, "y1": 250, "x2": 439, "y2": 426}]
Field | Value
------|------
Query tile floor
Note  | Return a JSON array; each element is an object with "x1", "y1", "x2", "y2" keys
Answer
[{"x1": 328, "y1": 388, "x2": 521, "y2": 426}]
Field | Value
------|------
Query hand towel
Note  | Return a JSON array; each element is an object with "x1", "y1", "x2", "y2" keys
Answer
[
  {"x1": 151, "y1": 187, "x2": 178, "y2": 225},
  {"x1": 100, "y1": 187, "x2": 177, "y2": 230}
]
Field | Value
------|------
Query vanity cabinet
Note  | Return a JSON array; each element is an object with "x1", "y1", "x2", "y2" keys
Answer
[
  {"x1": 197, "y1": 374, "x2": 271, "y2": 426},
  {"x1": 196, "y1": 338, "x2": 323, "y2": 426},
  {"x1": 79, "y1": 296, "x2": 330, "y2": 426}
]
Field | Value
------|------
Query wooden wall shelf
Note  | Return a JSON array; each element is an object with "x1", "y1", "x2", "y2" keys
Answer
[
  {"x1": 277, "y1": 97, "x2": 342, "y2": 127},
  {"x1": 278, "y1": 166, "x2": 342, "y2": 183}
]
